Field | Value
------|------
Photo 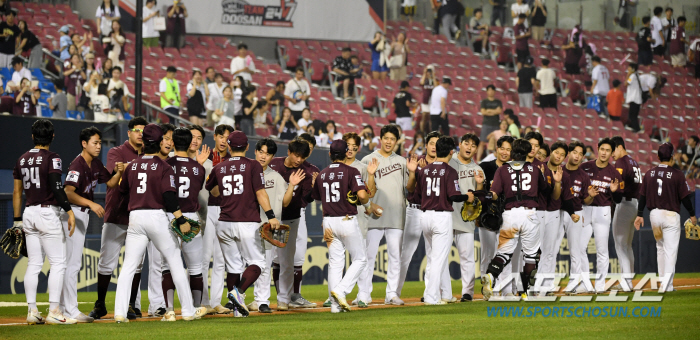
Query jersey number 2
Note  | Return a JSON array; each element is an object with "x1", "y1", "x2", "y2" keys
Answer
[
  {"x1": 179, "y1": 177, "x2": 190, "y2": 198},
  {"x1": 510, "y1": 173, "x2": 532, "y2": 191}
]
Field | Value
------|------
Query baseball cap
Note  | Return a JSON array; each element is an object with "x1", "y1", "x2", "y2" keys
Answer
[
  {"x1": 442, "y1": 77, "x2": 452, "y2": 85},
  {"x1": 227, "y1": 131, "x2": 248, "y2": 148},
  {"x1": 59, "y1": 25, "x2": 70, "y2": 34},
  {"x1": 143, "y1": 124, "x2": 163, "y2": 144},
  {"x1": 330, "y1": 140, "x2": 348, "y2": 155},
  {"x1": 658, "y1": 143, "x2": 674, "y2": 161}
]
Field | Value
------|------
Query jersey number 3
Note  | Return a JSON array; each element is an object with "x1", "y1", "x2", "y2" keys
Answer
[{"x1": 222, "y1": 174, "x2": 244, "y2": 196}]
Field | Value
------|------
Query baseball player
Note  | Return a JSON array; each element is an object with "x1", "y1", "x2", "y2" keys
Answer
[
  {"x1": 59, "y1": 127, "x2": 124, "y2": 323},
  {"x1": 249, "y1": 138, "x2": 301, "y2": 313},
  {"x1": 357, "y1": 124, "x2": 408, "y2": 306},
  {"x1": 114, "y1": 124, "x2": 203, "y2": 323},
  {"x1": 200, "y1": 124, "x2": 235, "y2": 314},
  {"x1": 562, "y1": 141, "x2": 595, "y2": 294},
  {"x1": 611, "y1": 136, "x2": 642, "y2": 289},
  {"x1": 479, "y1": 136, "x2": 513, "y2": 292},
  {"x1": 14, "y1": 119, "x2": 77, "y2": 325},
  {"x1": 448, "y1": 133, "x2": 485, "y2": 302},
  {"x1": 634, "y1": 143, "x2": 696, "y2": 293},
  {"x1": 268, "y1": 140, "x2": 314, "y2": 310},
  {"x1": 407, "y1": 136, "x2": 475, "y2": 305},
  {"x1": 206, "y1": 131, "x2": 281, "y2": 317},
  {"x1": 482, "y1": 139, "x2": 549, "y2": 301},
  {"x1": 312, "y1": 140, "x2": 371, "y2": 313},
  {"x1": 580, "y1": 138, "x2": 622, "y2": 293},
  {"x1": 396, "y1": 131, "x2": 441, "y2": 302},
  {"x1": 89, "y1": 116, "x2": 150, "y2": 320},
  {"x1": 160, "y1": 128, "x2": 207, "y2": 321}
]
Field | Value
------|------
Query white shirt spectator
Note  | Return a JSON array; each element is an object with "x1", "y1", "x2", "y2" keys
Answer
[
  {"x1": 511, "y1": 3, "x2": 530, "y2": 27},
  {"x1": 92, "y1": 94, "x2": 113, "y2": 122},
  {"x1": 142, "y1": 5, "x2": 159, "y2": 39},
  {"x1": 107, "y1": 78, "x2": 130, "y2": 98},
  {"x1": 230, "y1": 56, "x2": 256, "y2": 83},
  {"x1": 284, "y1": 77, "x2": 311, "y2": 111},
  {"x1": 318, "y1": 132, "x2": 343, "y2": 147},
  {"x1": 639, "y1": 73, "x2": 656, "y2": 92},
  {"x1": 233, "y1": 87, "x2": 243, "y2": 116},
  {"x1": 536, "y1": 68, "x2": 556, "y2": 95},
  {"x1": 96, "y1": 5, "x2": 121, "y2": 37},
  {"x1": 207, "y1": 82, "x2": 226, "y2": 111},
  {"x1": 690, "y1": 38, "x2": 700, "y2": 52},
  {"x1": 11, "y1": 67, "x2": 32, "y2": 89},
  {"x1": 626, "y1": 72, "x2": 643, "y2": 105},
  {"x1": 159, "y1": 78, "x2": 178, "y2": 110},
  {"x1": 650, "y1": 16, "x2": 663, "y2": 47},
  {"x1": 429, "y1": 85, "x2": 448, "y2": 115},
  {"x1": 297, "y1": 117, "x2": 312, "y2": 134},
  {"x1": 591, "y1": 64, "x2": 610, "y2": 95},
  {"x1": 661, "y1": 16, "x2": 674, "y2": 43}
]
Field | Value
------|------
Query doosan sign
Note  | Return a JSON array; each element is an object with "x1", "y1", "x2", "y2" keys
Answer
[{"x1": 221, "y1": 0, "x2": 297, "y2": 27}]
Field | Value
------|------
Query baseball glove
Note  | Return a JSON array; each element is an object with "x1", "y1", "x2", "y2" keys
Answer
[
  {"x1": 260, "y1": 222, "x2": 291, "y2": 248},
  {"x1": 461, "y1": 198, "x2": 482, "y2": 222},
  {"x1": 684, "y1": 219, "x2": 700, "y2": 241},
  {"x1": 170, "y1": 217, "x2": 201, "y2": 243},
  {"x1": 1, "y1": 223, "x2": 27, "y2": 259},
  {"x1": 347, "y1": 191, "x2": 360, "y2": 205}
]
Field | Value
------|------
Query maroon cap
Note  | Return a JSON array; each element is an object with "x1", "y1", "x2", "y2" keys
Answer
[
  {"x1": 143, "y1": 124, "x2": 163, "y2": 144},
  {"x1": 330, "y1": 140, "x2": 348, "y2": 155},
  {"x1": 658, "y1": 143, "x2": 674, "y2": 160},
  {"x1": 227, "y1": 130, "x2": 248, "y2": 148}
]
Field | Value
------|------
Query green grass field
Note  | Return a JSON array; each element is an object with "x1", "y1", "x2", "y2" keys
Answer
[{"x1": 2, "y1": 275, "x2": 700, "y2": 339}]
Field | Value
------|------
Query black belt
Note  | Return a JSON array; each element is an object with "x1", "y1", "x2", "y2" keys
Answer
[
  {"x1": 75, "y1": 206, "x2": 88, "y2": 212},
  {"x1": 504, "y1": 196, "x2": 537, "y2": 204},
  {"x1": 625, "y1": 197, "x2": 637, "y2": 201},
  {"x1": 39, "y1": 204, "x2": 55, "y2": 208},
  {"x1": 409, "y1": 203, "x2": 421, "y2": 209}
]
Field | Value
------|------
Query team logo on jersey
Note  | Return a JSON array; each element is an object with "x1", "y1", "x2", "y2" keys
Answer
[
  {"x1": 193, "y1": 167, "x2": 199, "y2": 176},
  {"x1": 66, "y1": 170, "x2": 80, "y2": 183},
  {"x1": 355, "y1": 175, "x2": 365, "y2": 186},
  {"x1": 241, "y1": 164, "x2": 246, "y2": 172},
  {"x1": 170, "y1": 175, "x2": 176, "y2": 188},
  {"x1": 52, "y1": 158, "x2": 62, "y2": 170},
  {"x1": 454, "y1": 180, "x2": 460, "y2": 192},
  {"x1": 617, "y1": 168, "x2": 623, "y2": 175}
]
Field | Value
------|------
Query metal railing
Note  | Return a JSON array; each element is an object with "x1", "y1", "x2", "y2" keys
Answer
[{"x1": 126, "y1": 93, "x2": 194, "y2": 127}]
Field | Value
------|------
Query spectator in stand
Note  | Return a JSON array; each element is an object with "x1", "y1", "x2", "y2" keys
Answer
[
  {"x1": 207, "y1": 72, "x2": 226, "y2": 127},
  {"x1": 232, "y1": 75, "x2": 245, "y2": 128},
  {"x1": 369, "y1": 32, "x2": 389, "y2": 80},
  {"x1": 523, "y1": 126, "x2": 534, "y2": 136},
  {"x1": 625, "y1": 62, "x2": 642, "y2": 133},
  {"x1": 204, "y1": 67, "x2": 216, "y2": 85},
  {"x1": 318, "y1": 120, "x2": 343, "y2": 147},
  {"x1": 388, "y1": 33, "x2": 409, "y2": 81},
  {"x1": 469, "y1": 8, "x2": 489, "y2": 54},
  {"x1": 650, "y1": 7, "x2": 665, "y2": 56},
  {"x1": 530, "y1": 0, "x2": 547, "y2": 43},
  {"x1": 408, "y1": 130, "x2": 425, "y2": 156},
  {"x1": 429, "y1": 77, "x2": 450, "y2": 135},
  {"x1": 285, "y1": 67, "x2": 311, "y2": 121},
  {"x1": 104, "y1": 20, "x2": 126, "y2": 71},
  {"x1": 401, "y1": 0, "x2": 416, "y2": 23},
  {"x1": 166, "y1": 0, "x2": 188, "y2": 48},
  {"x1": 0, "y1": 0, "x2": 10, "y2": 15},
  {"x1": 607, "y1": 79, "x2": 623, "y2": 121},
  {"x1": 477, "y1": 84, "x2": 503, "y2": 161},
  {"x1": 505, "y1": 110, "x2": 521, "y2": 138},
  {"x1": 516, "y1": 56, "x2": 536, "y2": 108},
  {"x1": 10, "y1": 57, "x2": 32, "y2": 93},
  {"x1": 92, "y1": 83, "x2": 113, "y2": 122},
  {"x1": 350, "y1": 55, "x2": 370, "y2": 80},
  {"x1": 240, "y1": 84, "x2": 258, "y2": 136},
  {"x1": 394, "y1": 124, "x2": 407, "y2": 155},
  {"x1": 142, "y1": 0, "x2": 160, "y2": 47},
  {"x1": 48, "y1": 78, "x2": 67, "y2": 119},
  {"x1": 332, "y1": 47, "x2": 354, "y2": 99},
  {"x1": 230, "y1": 43, "x2": 255, "y2": 84},
  {"x1": 563, "y1": 31, "x2": 583, "y2": 74},
  {"x1": 689, "y1": 37, "x2": 700, "y2": 79},
  {"x1": 514, "y1": 14, "x2": 530, "y2": 70},
  {"x1": 13, "y1": 78, "x2": 36, "y2": 116},
  {"x1": 487, "y1": 120, "x2": 509, "y2": 155},
  {"x1": 669, "y1": 17, "x2": 687, "y2": 68},
  {"x1": 360, "y1": 125, "x2": 377, "y2": 152},
  {"x1": 489, "y1": 0, "x2": 507, "y2": 27},
  {"x1": 296, "y1": 108, "x2": 312, "y2": 134},
  {"x1": 637, "y1": 16, "x2": 653, "y2": 66},
  {"x1": 63, "y1": 54, "x2": 87, "y2": 111},
  {"x1": 420, "y1": 65, "x2": 437, "y2": 132},
  {"x1": 96, "y1": 0, "x2": 121, "y2": 39},
  {"x1": 441, "y1": 0, "x2": 464, "y2": 43},
  {"x1": 160, "y1": 66, "x2": 181, "y2": 123},
  {"x1": 83, "y1": 70, "x2": 102, "y2": 119},
  {"x1": 16, "y1": 20, "x2": 43, "y2": 69},
  {"x1": 266, "y1": 80, "x2": 285, "y2": 124},
  {"x1": 590, "y1": 56, "x2": 610, "y2": 118},
  {"x1": 83, "y1": 53, "x2": 99, "y2": 79},
  {"x1": 536, "y1": 58, "x2": 557, "y2": 109},
  {"x1": 662, "y1": 8, "x2": 675, "y2": 52},
  {"x1": 186, "y1": 70, "x2": 208, "y2": 126},
  {"x1": 511, "y1": 0, "x2": 530, "y2": 27},
  {"x1": 392, "y1": 80, "x2": 415, "y2": 132},
  {"x1": 585, "y1": 145, "x2": 595, "y2": 161},
  {"x1": 101, "y1": 58, "x2": 113, "y2": 79},
  {"x1": 676, "y1": 136, "x2": 699, "y2": 168},
  {"x1": 278, "y1": 107, "x2": 299, "y2": 140},
  {"x1": 58, "y1": 25, "x2": 72, "y2": 62},
  {"x1": 0, "y1": 10, "x2": 18, "y2": 68},
  {"x1": 106, "y1": 66, "x2": 131, "y2": 116},
  {"x1": 72, "y1": 33, "x2": 94, "y2": 59},
  {"x1": 213, "y1": 85, "x2": 236, "y2": 127}
]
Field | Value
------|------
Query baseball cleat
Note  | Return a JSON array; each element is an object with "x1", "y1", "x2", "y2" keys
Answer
[
  {"x1": 277, "y1": 302, "x2": 289, "y2": 311},
  {"x1": 233, "y1": 308, "x2": 245, "y2": 318},
  {"x1": 132, "y1": 307, "x2": 142, "y2": 318},
  {"x1": 259, "y1": 304, "x2": 272, "y2": 313},
  {"x1": 161, "y1": 311, "x2": 176, "y2": 322},
  {"x1": 182, "y1": 315, "x2": 197, "y2": 321},
  {"x1": 127, "y1": 306, "x2": 138, "y2": 320},
  {"x1": 461, "y1": 294, "x2": 473, "y2": 302},
  {"x1": 357, "y1": 301, "x2": 369, "y2": 308},
  {"x1": 74, "y1": 312, "x2": 94, "y2": 323},
  {"x1": 227, "y1": 288, "x2": 249, "y2": 317},
  {"x1": 214, "y1": 304, "x2": 231, "y2": 314},
  {"x1": 194, "y1": 307, "x2": 208, "y2": 319},
  {"x1": 201, "y1": 305, "x2": 216, "y2": 315},
  {"x1": 520, "y1": 293, "x2": 529, "y2": 301},
  {"x1": 152, "y1": 307, "x2": 167, "y2": 317},
  {"x1": 610, "y1": 284, "x2": 624, "y2": 291},
  {"x1": 88, "y1": 301, "x2": 107, "y2": 319},
  {"x1": 247, "y1": 301, "x2": 260, "y2": 312},
  {"x1": 385, "y1": 297, "x2": 405, "y2": 305},
  {"x1": 331, "y1": 291, "x2": 351, "y2": 312},
  {"x1": 27, "y1": 309, "x2": 45, "y2": 325},
  {"x1": 289, "y1": 294, "x2": 317, "y2": 308},
  {"x1": 442, "y1": 297, "x2": 459, "y2": 303},
  {"x1": 224, "y1": 301, "x2": 236, "y2": 312},
  {"x1": 114, "y1": 315, "x2": 129, "y2": 323},
  {"x1": 323, "y1": 299, "x2": 332, "y2": 307},
  {"x1": 482, "y1": 273, "x2": 494, "y2": 301},
  {"x1": 424, "y1": 300, "x2": 448, "y2": 306},
  {"x1": 46, "y1": 310, "x2": 77, "y2": 325}
]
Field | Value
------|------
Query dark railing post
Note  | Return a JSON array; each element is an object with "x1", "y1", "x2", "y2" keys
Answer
[{"x1": 135, "y1": 0, "x2": 144, "y2": 117}]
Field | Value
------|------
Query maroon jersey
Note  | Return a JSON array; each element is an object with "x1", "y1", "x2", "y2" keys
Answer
[
  {"x1": 269, "y1": 157, "x2": 313, "y2": 220},
  {"x1": 546, "y1": 170, "x2": 573, "y2": 211},
  {"x1": 166, "y1": 156, "x2": 205, "y2": 213},
  {"x1": 422, "y1": 79, "x2": 436, "y2": 104},
  {"x1": 64, "y1": 154, "x2": 112, "y2": 204},
  {"x1": 563, "y1": 167, "x2": 591, "y2": 212},
  {"x1": 207, "y1": 151, "x2": 231, "y2": 207},
  {"x1": 13, "y1": 149, "x2": 62, "y2": 206},
  {"x1": 104, "y1": 140, "x2": 141, "y2": 225},
  {"x1": 515, "y1": 23, "x2": 529, "y2": 50},
  {"x1": 206, "y1": 156, "x2": 265, "y2": 222},
  {"x1": 532, "y1": 159, "x2": 551, "y2": 210},
  {"x1": 119, "y1": 155, "x2": 176, "y2": 211},
  {"x1": 312, "y1": 162, "x2": 366, "y2": 217},
  {"x1": 615, "y1": 154, "x2": 642, "y2": 200},
  {"x1": 416, "y1": 162, "x2": 461, "y2": 211},
  {"x1": 13, "y1": 92, "x2": 36, "y2": 116},
  {"x1": 407, "y1": 155, "x2": 427, "y2": 205},
  {"x1": 640, "y1": 164, "x2": 692, "y2": 214},
  {"x1": 580, "y1": 160, "x2": 622, "y2": 207},
  {"x1": 491, "y1": 161, "x2": 546, "y2": 210},
  {"x1": 669, "y1": 26, "x2": 685, "y2": 55},
  {"x1": 301, "y1": 160, "x2": 320, "y2": 208}
]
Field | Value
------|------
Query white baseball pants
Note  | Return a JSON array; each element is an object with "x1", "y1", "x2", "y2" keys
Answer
[
  {"x1": 423, "y1": 226, "x2": 453, "y2": 300},
  {"x1": 145, "y1": 241, "x2": 164, "y2": 314},
  {"x1": 114, "y1": 210, "x2": 194, "y2": 318},
  {"x1": 613, "y1": 198, "x2": 638, "y2": 286},
  {"x1": 454, "y1": 230, "x2": 476, "y2": 296},
  {"x1": 650, "y1": 209, "x2": 681, "y2": 292},
  {"x1": 539, "y1": 210, "x2": 564, "y2": 288},
  {"x1": 325, "y1": 216, "x2": 367, "y2": 306},
  {"x1": 253, "y1": 247, "x2": 275, "y2": 306},
  {"x1": 421, "y1": 211, "x2": 454, "y2": 304},
  {"x1": 583, "y1": 205, "x2": 612, "y2": 291},
  {"x1": 164, "y1": 212, "x2": 203, "y2": 275},
  {"x1": 296, "y1": 208, "x2": 308, "y2": 267},
  {"x1": 201, "y1": 206, "x2": 230, "y2": 308},
  {"x1": 23, "y1": 205, "x2": 66, "y2": 311},
  {"x1": 59, "y1": 206, "x2": 89, "y2": 318},
  {"x1": 276, "y1": 218, "x2": 300, "y2": 304},
  {"x1": 562, "y1": 210, "x2": 593, "y2": 292},
  {"x1": 357, "y1": 228, "x2": 403, "y2": 303},
  {"x1": 479, "y1": 227, "x2": 499, "y2": 279},
  {"x1": 494, "y1": 208, "x2": 541, "y2": 294},
  {"x1": 397, "y1": 206, "x2": 423, "y2": 297}
]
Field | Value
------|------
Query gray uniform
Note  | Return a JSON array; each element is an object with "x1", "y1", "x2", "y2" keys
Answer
[
  {"x1": 361, "y1": 151, "x2": 407, "y2": 230},
  {"x1": 259, "y1": 167, "x2": 288, "y2": 223},
  {"x1": 449, "y1": 157, "x2": 483, "y2": 233},
  {"x1": 349, "y1": 159, "x2": 369, "y2": 237}
]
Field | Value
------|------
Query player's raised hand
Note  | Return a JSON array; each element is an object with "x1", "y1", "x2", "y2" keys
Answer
[
  {"x1": 196, "y1": 144, "x2": 211, "y2": 165},
  {"x1": 634, "y1": 216, "x2": 644, "y2": 230},
  {"x1": 571, "y1": 214, "x2": 580, "y2": 223},
  {"x1": 269, "y1": 217, "x2": 281, "y2": 230},
  {"x1": 610, "y1": 178, "x2": 620, "y2": 192},
  {"x1": 475, "y1": 170, "x2": 485, "y2": 185},
  {"x1": 588, "y1": 185, "x2": 599, "y2": 197},
  {"x1": 407, "y1": 154, "x2": 419, "y2": 172},
  {"x1": 289, "y1": 169, "x2": 306, "y2": 186},
  {"x1": 311, "y1": 172, "x2": 319, "y2": 187},
  {"x1": 367, "y1": 158, "x2": 379, "y2": 175},
  {"x1": 418, "y1": 158, "x2": 427, "y2": 168},
  {"x1": 552, "y1": 165, "x2": 563, "y2": 183}
]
